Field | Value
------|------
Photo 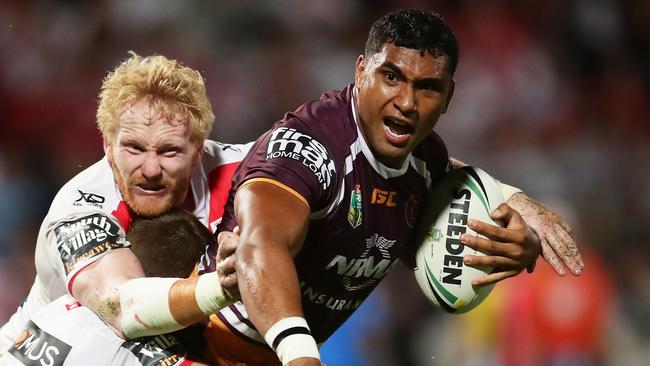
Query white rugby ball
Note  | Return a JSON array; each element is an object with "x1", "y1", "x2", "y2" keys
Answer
[{"x1": 412, "y1": 166, "x2": 505, "y2": 314}]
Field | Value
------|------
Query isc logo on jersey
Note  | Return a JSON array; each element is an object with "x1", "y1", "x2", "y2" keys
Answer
[
  {"x1": 266, "y1": 127, "x2": 336, "y2": 189},
  {"x1": 9, "y1": 321, "x2": 71, "y2": 366}
]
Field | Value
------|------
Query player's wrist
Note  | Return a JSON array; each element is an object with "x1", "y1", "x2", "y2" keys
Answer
[
  {"x1": 119, "y1": 277, "x2": 183, "y2": 338},
  {"x1": 496, "y1": 180, "x2": 524, "y2": 201},
  {"x1": 264, "y1": 317, "x2": 320, "y2": 365},
  {"x1": 194, "y1": 272, "x2": 235, "y2": 315},
  {"x1": 119, "y1": 272, "x2": 236, "y2": 339}
]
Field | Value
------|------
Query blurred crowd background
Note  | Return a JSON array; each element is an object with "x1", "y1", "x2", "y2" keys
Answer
[{"x1": 1, "y1": 0, "x2": 648, "y2": 365}]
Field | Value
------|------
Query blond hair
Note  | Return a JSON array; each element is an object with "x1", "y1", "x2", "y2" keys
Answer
[{"x1": 97, "y1": 51, "x2": 215, "y2": 142}]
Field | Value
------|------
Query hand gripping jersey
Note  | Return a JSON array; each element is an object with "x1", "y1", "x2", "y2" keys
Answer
[
  {"x1": 0, "y1": 295, "x2": 191, "y2": 366},
  {"x1": 0, "y1": 140, "x2": 252, "y2": 354},
  {"x1": 199, "y1": 85, "x2": 450, "y2": 357}
]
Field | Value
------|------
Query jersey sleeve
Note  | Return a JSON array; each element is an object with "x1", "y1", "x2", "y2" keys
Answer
[
  {"x1": 40, "y1": 211, "x2": 130, "y2": 294},
  {"x1": 205, "y1": 119, "x2": 341, "y2": 273},
  {"x1": 237, "y1": 120, "x2": 338, "y2": 209}
]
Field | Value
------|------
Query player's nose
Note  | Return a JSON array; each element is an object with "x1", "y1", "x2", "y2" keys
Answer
[
  {"x1": 394, "y1": 85, "x2": 417, "y2": 117},
  {"x1": 140, "y1": 151, "x2": 162, "y2": 180}
]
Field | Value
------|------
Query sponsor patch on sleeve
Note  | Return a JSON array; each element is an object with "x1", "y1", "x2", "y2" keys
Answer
[
  {"x1": 54, "y1": 213, "x2": 128, "y2": 275},
  {"x1": 121, "y1": 334, "x2": 187, "y2": 366},
  {"x1": 265, "y1": 127, "x2": 336, "y2": 190},
  {"x1": 9, "y1": 320, "x2": 71, "y2": 366}
]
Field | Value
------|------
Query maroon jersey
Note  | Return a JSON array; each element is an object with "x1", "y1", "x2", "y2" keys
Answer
[{"x1": 200, "y1": 85, "x2": 449, "y2": 344}]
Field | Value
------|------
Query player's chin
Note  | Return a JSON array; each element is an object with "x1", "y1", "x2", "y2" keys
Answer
[
  {"x1": 128, "y1": 194, "x2": 175, "y2": 217},
  {"x1": 376, "y1": 142, "x2": 412, "y2": 167}
]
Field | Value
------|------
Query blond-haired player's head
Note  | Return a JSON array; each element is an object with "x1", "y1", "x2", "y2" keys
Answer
[
  {"x1": 100, "y1": 52, "x2": 215, "y2": 216},
  {"x1": 97, "y1": 51, "x2": 214, "y2": 143}
]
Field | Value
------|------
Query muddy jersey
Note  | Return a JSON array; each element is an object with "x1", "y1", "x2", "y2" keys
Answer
[
  {"x1": 200, "y1": 85, "x2": 449, "y2": 345},
  {"x1": 0, "y1": 140, "x2": 252, "y2": 354},
  {"x1": 0, "y1": 295, "x2": 191, "y2": 366}
]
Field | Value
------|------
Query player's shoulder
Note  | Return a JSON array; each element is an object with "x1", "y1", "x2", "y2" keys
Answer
[
  {"x1": 303, "y1": 86, "x2": 353, "y2": 121},
  {"x1": 270, "y1": 85, "x2": 356, "y2": 159},
  {"x1": 47, "y1": 157, "x2": 124, "y2": 223},
  {"x1": 201, "y1": 139, "x2": 254, "y2": 170}
]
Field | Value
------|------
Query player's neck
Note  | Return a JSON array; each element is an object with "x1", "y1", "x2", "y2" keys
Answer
[{"x1": 180, "y1": 189, "x2": 195, "y2": 212}]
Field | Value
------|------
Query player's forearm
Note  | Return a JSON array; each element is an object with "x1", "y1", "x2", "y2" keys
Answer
[
  {"x1": 449, "y1": 156, "x2": 467, "y2": 168},
  {"x1": 236, "y1": 233, "x2": 320, "y2": 365},
  {"x1": 71, "y1": 248, "x2": 144, "y2": 338},
  {"x1": 74, "y1": 277, "x2": 126, "y2": 337},
  {"x1": 237, "y1": 234, "x2": 304, "y2": 334},
  {"x1": 234, "y1": 181, "x2": 320, "y2": 364},
  {"x1": 118, "y1": 273, "x2": 235, "y2": 339}
]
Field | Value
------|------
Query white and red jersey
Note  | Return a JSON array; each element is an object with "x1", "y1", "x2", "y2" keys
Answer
[
  {"x1": 0, "y1": 295, "x2": 191, "y2": 366},
  {"x1": 0, "y1": 140, "x2": 252, "y2": 353}
]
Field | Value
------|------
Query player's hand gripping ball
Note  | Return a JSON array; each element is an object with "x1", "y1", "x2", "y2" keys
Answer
[{"x1": 412, "y1": 167, "x2": 504, "y2": 313}]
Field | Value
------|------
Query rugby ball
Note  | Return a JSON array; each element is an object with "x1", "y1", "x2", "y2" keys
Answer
[{"x1": 412, "y1": 166, "x2": 505, "y2": 314}]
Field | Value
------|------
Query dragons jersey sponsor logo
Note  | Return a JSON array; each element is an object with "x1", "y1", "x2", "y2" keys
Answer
[
  {"x1": 266, "y1": 127, "x2": 336, "y2": 189},
  {"x1": 54, "y1": 213, "x2": 127, "y2": 274},
  {"x1": 9, "y1": 321, "x2": 71, "y2": 366},
  {"x1": 325, "y1": 233, "x2": 399, "y2": 291},
  {"x1": 122, "y1": 333, "x2": 186, "y2": 366}
]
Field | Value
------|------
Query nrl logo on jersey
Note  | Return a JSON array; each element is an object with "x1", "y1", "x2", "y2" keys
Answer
[
  {"x1": 347, "y1": 184, "x2": 362, "y2": 229},
  {"x1": 325, "y1": 233, "x2": 399, "y2": 291},
  {"x1": 266, "y1": 127, "x2": 336, "y2": 189}
]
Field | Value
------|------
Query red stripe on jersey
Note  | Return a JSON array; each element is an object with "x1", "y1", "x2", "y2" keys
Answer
[
  {"x1": 207, "y1": 162, "x2": 240, "y2": 233},
  {"x1": 111, "y1": 200, "x2": 134, "y2": 231},
  {"x1": 65, "y1": 299, "x2": 82, "y2": 311}
]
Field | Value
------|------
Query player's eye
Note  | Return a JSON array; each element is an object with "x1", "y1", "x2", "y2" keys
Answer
[
  {"x1": 124, "y1": 144, "x2": 145, "y2": 154},
  {"x1": 160, "y1": 148, "x2": 181, "y2": 157},
  {"x1": 384, "y1": 71, "x2": 398, "y2": 83}
]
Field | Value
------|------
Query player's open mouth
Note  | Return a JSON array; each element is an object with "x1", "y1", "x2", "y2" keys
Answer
[
  {"x1": 383, "y1": 117, "x2": 414, "y2": 146},
  {"x1": 134, "y1": 184, "x2": 167, "y2": 195}
]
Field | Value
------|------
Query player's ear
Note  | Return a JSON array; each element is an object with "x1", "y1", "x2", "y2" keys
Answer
[
  {"x1": 192, "y1": 140, "x2": 204, "y2": 166},
  {"x1": 103, "y1": 136, "x2": 110, "y2": 155},
  {"x1": 442, "y1": 79, "x2": 455, "y2": 114},
  {"x1": 354, "y1": 55, "x2": 365, "y2": 86}
]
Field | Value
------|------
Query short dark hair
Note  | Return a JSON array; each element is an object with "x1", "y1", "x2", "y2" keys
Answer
[
  {"x1": 126, "y1": 208, "x2": 213, "y2": 278},
  {"x1": 365, "y1": 9, "x2": 459, "y2": 75}
]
